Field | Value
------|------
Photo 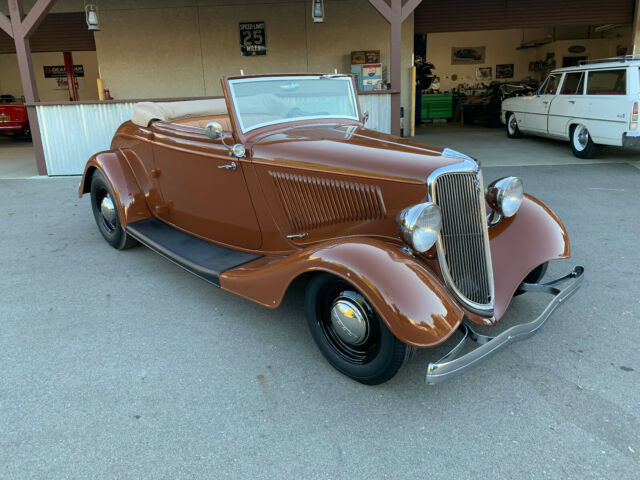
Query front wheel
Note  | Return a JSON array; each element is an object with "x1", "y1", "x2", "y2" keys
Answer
[
  {"x1": 90, "y1": 170, "x2": 138, "y2": 250},
  {"x1": 506, "y1": 112, "x2": 523, "y2": 138},
  {"x1": 304, "y1": 273, "x2": 414, "y2": 385},
  {"x1": 570, "y1": 124, "x2": 601, "y2": 158}
]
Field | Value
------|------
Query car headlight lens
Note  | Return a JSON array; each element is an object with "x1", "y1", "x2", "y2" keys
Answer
[
  {"x1": 396, "y1": 202, "x2": 442, "y2": 253},
  {"x1": 486, "y1": 176, "x2": 523, "y2": 218}
]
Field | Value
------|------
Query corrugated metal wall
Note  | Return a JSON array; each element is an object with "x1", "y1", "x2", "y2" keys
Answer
[
  {"x1": 36, "y1": 93, "x2": 392, "y2": 175},
  {"x1": 36, "y1": 103, "x2": 135, "y2": 176},
  {"x1": 0, "y1": 13, "x2": 95, "y2": 54},
  {"x1": 360, "y1": 94, "x2": 392, "y2": 134},
  {"x1": 415, "y1": 0, "x2": 635, "y2": 33}
]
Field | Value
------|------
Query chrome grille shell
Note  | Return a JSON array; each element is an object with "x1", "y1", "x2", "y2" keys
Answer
[{"x1": 427, "y1": 158, "x2": 495, "y2": 316}]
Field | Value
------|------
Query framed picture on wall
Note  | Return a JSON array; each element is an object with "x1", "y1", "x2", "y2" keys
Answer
[
  {"x1": 496, "y1": 64, "x2": 514, "y2": 79},
  {"x1": 451, "y1": 46, "x2": 485, "y2": 64},
  {"x1": 476, "y1": 67, "x2": 492, "y2": 81}
]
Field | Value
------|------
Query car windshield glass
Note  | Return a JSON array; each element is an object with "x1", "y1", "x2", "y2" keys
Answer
[{"x1": 228, "y1": 76, "x2": 359, "y2": 133}]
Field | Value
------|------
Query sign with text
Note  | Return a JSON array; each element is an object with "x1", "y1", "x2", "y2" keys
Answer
[
  {"x1": 43, "y1": 65, "x2": 85, "y2": 78},
  {"x1": 239, "y1": 22, "x2": 266, "y2": 56}
]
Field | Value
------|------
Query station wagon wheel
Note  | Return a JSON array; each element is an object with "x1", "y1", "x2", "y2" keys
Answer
[
  {"x1": 89, "y1": 170, "x2": 138, "y2": 250},
  {"x1": 506, "y1": 112, "x2": 522, "y2": 138},
  {"x1": 304, "y1": 273, "x2": 414, "y2": 385},
  {"x1": 570, "y1": 124, "x2": 601, "y2": 159}
]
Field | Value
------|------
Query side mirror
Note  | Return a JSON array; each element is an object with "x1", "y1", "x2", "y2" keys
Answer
[
  {"x1": 205, "y1": 121, "x2": 223, "y2": 139},
  {"x1": 363, "y1": 111, "x2": 369, "y2": 124}
]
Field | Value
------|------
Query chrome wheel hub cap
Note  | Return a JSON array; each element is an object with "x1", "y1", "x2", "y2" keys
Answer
[
  {"x1": 100, "y1": 195, "x2": 116, "y2": 224},
  {"x1": 576, "y1": 126, "x2": 588, "y2": 149},
  {"x1": 509, "y1": 116, "x2": 517, "y2": 132},
  {"x1": 330, "y1": 297, "x2": 369, "y2": 346}
]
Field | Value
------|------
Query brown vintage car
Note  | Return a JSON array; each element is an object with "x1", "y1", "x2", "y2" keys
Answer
[{"x1": 79, "y1": 74, "x2": 584, "y2": 385}]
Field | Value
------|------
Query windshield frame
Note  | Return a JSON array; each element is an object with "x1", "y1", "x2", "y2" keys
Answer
[{"x1": 227, "y1": 75, "x2": 361, "y2": 134}]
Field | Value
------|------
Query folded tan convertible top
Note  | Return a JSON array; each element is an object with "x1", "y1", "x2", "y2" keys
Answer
[{"x1": 131, "y1": 98, "x2": 228, "y2": 127}]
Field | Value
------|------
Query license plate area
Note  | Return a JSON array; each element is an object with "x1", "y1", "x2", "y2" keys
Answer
[{"x1": 0, "y1": 115, "x2": 10, "y2": 123}]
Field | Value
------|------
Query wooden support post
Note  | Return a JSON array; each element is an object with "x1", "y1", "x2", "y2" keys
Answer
[
  {"x1": 6, "y1": 0, "x2": 58, "y2": 176},
  {"x1": 633, "y1": 0, "x2": 640, "y2": 55},
  {"x1": 369, "y1": 0, "x2": 422, "y2": 137}
]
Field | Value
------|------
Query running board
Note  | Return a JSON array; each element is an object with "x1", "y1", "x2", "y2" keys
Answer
[{"x1": 126, "y1": 218, "x2": 261, "y2": 287}]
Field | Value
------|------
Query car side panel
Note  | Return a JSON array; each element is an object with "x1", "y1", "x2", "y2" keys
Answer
[
  {"x1": 219, "y1": 238, "x2": 464, "y2": 348},
  {"x1": 78, "y1": 150, "x2": 152, "y2": 227}
]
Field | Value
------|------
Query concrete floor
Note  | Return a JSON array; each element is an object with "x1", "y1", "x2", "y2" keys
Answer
[
  {"x1": 414, "y1": 123, "x2": 640, "y2": 169},
  {"x1": 0, "y1": 138, "x2": 37, "y2": 178},
  {"x1": 1, "y1": 125, "x2": 640, "y2": 479}
]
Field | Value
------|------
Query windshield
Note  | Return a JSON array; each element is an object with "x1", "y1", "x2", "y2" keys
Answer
[{"x1": 228, "y1": 76, "x2": 359, "y2": 133}]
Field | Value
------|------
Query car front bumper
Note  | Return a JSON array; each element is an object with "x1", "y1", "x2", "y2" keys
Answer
[
  {"x1": 622, "y1": 131, "x2": 640, "y2": 147},
  {"x1": 425, "y1": 266, "x2": 584, "y2": 385}
]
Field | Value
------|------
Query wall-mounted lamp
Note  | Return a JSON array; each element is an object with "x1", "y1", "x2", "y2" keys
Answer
[
  {"x1": 312, "y1": 0, "x2": 324, "y2": 23},
  {"x1": 85, "y1": 3, "x2": 100, "y2": 31}
]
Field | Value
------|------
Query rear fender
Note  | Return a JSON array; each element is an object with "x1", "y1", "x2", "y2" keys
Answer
[
  {"x1": 78, "y1": 150, "x2": 152, "y2": 227},
  {"x1": 490, "y1": 194, "x2": 570, "y2": 320},
  {"x1": 220, "y1": 238, "x2": 464, "y2": 348}
]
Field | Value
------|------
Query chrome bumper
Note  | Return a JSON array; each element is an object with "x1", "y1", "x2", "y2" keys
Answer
[{"x1": 426, "y1": 266, "x2": 584, "y2": 385}]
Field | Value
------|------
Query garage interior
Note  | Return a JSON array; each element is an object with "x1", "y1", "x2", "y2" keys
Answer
[{"x1": 1, "y1": 0, "x2": 639, "y2": 177}]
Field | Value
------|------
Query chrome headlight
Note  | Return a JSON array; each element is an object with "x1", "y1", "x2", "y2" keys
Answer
[
  {"x1": 396, "y1": 202, "x2": 442, "y2": 253},
  {"x1": 486, "y1": 176, "x2": 523, "y2": 218}
]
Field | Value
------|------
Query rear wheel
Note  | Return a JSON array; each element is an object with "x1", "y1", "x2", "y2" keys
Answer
[
  {"x1": 506, "y1": 112, "x2": 523, "y2": 138},
  {"x1": 570, "y1": 124, "x2": 601, "y2": 158},
  {"x1": 90, "y1": 170, "x2": 138, "y2": 250},
  {"x1": 304, "y1": 273, "x2": 414, "y2": 385}
]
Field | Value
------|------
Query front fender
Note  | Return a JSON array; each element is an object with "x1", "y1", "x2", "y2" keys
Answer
[
  {"x1": 220, "y1": 238, "x2": 464, "y2": 348},
  {"x1": 490, "y1": 194, "x2": 570, "y2": 320},
  {"x1": 78, "y1": 150, "x2": 152, "y2": 227}
]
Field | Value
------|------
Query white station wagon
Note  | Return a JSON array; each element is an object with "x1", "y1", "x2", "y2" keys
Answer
[{"x1": 501, "y1": 56, "x2": 640, "y2": 158}]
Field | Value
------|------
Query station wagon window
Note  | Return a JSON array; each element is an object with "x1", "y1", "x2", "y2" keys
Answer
[
  {"x1": 561, "y1": 72, "x2": 584, "y2": 95},
  {"x1": 586, "y1": 69, "x2": 626, "y2": 95},
  {"x1": 540, "y1": 74, "x2": 561, "y2": 95},
  {"x1": 228, "y1": 76, "x2": 359, "y2": 133}
]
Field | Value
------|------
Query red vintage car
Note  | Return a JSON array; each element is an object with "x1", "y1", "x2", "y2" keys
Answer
[{"x1": 0, "y1": 99, "x2": 30, "y2": 138}]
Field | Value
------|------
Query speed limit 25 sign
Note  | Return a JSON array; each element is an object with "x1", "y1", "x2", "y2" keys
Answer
[{"x1": 239, "y1": 22, "x2": 267, "y2": 56}]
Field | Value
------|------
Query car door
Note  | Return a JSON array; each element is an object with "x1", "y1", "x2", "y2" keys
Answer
[
  {"x1": 548, "y1": 71, "x2": 584, "y2": 138},
  {"x1": 524, "y1": 73, "x2": 562, "y2": 134},
  {"x1": 149, "y1": 121, "x2": 262, "y2": 250},
  {"x1": 583, "y1": 68, "x2": 630, "y2": 144}
]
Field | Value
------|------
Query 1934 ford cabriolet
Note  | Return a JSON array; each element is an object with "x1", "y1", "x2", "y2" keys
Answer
[{"x1": 79, "y1": 74, "x2": 583, "y2": 385}]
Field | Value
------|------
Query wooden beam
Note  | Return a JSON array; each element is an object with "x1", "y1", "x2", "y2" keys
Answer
[
  {"x1": 401, "y1": 0, "x2": 422, "y2": 22},
  {"x1": 8, "y1": 0, "x2": 50, "y2": 175},
  {"x1": 0, "y1": 12, "x2": 12, "y2": 37},
  {"x1": 21, "y1": 0, "x2": 57, "y2": 38},
  {"x1": 633, "y1": 0, "x2": 640, "y2": 55},
  {"x1": 368, "y1": 0, "x2": 391, "y2": 22}
]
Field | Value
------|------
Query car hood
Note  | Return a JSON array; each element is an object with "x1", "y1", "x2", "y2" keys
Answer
[{"x1": 249, "y1": 124, "x2": 473, "y2": 184}]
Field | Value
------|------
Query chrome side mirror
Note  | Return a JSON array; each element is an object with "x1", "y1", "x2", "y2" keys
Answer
[
  {"x1": 205, "y1": 121, "x2": 223, "y2": 139},
  {"x1": 363, "y1": 111, "x2": 369, "y2": 124}
]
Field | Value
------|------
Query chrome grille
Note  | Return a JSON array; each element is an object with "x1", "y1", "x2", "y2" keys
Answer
[{"x1": 432, "y1": 171, "x2": 494, "y2": 313}]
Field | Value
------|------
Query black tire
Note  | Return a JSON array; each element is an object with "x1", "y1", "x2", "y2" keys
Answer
[
  {"x1": 570, "y1": 124, "x2": 601, "y2": 158},
  {"x1": 304, "y1": 273, "x2": 414, "y2": 385},
  {"x1": 506, "y1": 112, "x2": 523, "y2": 138},
  {"x1": 514, "y1": 262, "x2": 548, "y2": 296},
  {"x1": 90, "y1": 170, "x2": 138, "y2": 250}
]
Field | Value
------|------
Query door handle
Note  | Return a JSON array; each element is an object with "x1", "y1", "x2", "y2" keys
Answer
[
  {"x1": 218, "y1": 161, "x2": 237, "y2": 171},
  {"x1": 542, "y1": 101, "x2": 548, "y2": 105},
  {"x1": 568, "y1": 100, "x2": 575, "y2": 104}
]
